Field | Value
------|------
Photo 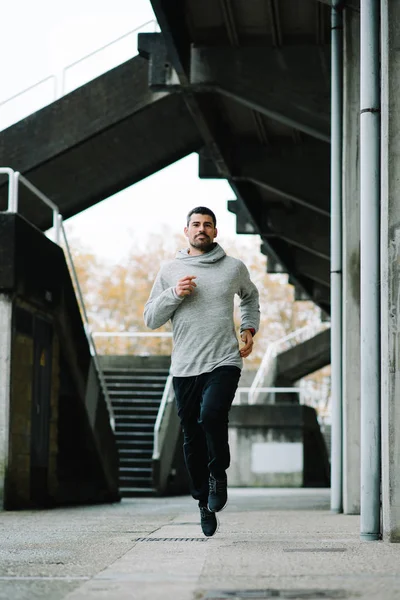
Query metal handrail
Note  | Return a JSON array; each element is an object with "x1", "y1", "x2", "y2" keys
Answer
[
  {"x1": 235, "y1": 386, "x2": 302, "y2": 405},
  {"x1": 0, "y1": 168, "x2": 115, "y2": 429},
  {"x1": 0, "y1": 168, "x2": 16, "y2": 210},
  {"x1": 153, "y1": 373, "x2": 174, "y2": 460},
  {"x1": 0, "y1": 75, "x2": 57, "y2": 108},
  {"x1": 0, "y1": 18, "x2": 159, "y2": 129},
  {"x1": 61, "y1": 19, "x2": 159, "y2": 93},
  {"x1": 249, "y1": 322, "x2": 330, "y2": 403},
  {"x1": 92, "y1": 332, "x2": 172, "y2": 338},
  {"x1": 59, "y1": 219, "x2": 115, "y2": 429},
  {"x1": 0, "y1": 168, "x2": 61, "y2": 242}
]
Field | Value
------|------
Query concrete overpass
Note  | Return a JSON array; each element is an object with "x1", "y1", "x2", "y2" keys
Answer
[{"x1": 0, "y1": 0, "x2": 399, "y2": 543}]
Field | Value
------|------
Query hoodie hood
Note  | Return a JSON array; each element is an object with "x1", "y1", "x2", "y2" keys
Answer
[{"x1": 175, "y1": 242, "x2": 226, "y2": 264}]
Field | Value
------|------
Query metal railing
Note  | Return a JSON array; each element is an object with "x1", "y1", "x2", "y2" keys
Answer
[
  {"x1": 0, "y1": 168, "x2": 115, "y2": 429},
  {"x1": 153, "y1": 374, "x2": 174, "y2": 460},
  {"x1": 234, "y1": 386, "x2": 302, "y2": 405},
  {"x1": 0, "y1": 168, "x2": 61, "y2": 241},
  {"x1": 92, "y1": 332, "x2": 172, "y2": 339},
  {"x1": 91, "y1": 331, "x2": 175, "y2": 462},
  {"x1": 0, "y1": 19, "x2": 159, "y2": 130},
  {"x1": 249, "y1": 322, "x2": 330, "y2": 404}
]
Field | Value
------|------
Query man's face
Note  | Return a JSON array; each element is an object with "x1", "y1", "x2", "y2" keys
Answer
[{"x1": 184, "y1": 213, "x2": 217, "y2": 252}]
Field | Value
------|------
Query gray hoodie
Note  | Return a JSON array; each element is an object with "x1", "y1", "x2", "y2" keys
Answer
[{"x1": 144, "y1": 243, "x2": 260, "y2": 377}]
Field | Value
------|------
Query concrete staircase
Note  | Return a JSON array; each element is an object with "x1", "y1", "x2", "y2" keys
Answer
[{"x1": 100, "y1": 356, "x2": 171, "y2": 497}]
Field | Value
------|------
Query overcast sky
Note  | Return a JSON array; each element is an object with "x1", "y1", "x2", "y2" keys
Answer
[{"x1": 1, "y1": 0, "x2": 260, "y2": 263}]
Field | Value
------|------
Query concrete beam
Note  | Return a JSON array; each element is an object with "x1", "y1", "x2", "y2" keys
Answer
[
  {"x1": 0, "y1": 56, "x2": 166, "y2": 175},
  {"x1": 199, "y1": 140, "x2": 330, "y2": 217},
  {"x1": 141, "y1": 19, "x2": 332, "y2": 314},
  {"x1": 227, "y1": 199, "x2": 257, "y2": 234},
  {"x1": 288, "y1": 277, "x2": 330, "y2": 307},
  {"x1": 0, "y1": 57, "x2": 203, "y2": 229},
  {"x1": 290, "y1": 250, "x2": 330, "y2": 287},
  {"x1": 260, "y1": 243, "x2": 287, "y2": 274},
  {"x1": 139, "y1": 33, "x2": 330, "y2": 141},
  {"x1": 275, "y1": 328, "x2": 331, "y2": 385},
  {"x1": 190, "y1": 45, "x2": 331, "y2": 142},
  {"x1": 233, "y1": 141, "x2": 330, "y2": 217},
  {"x1": 251, "y1": 203, "x2": 330, "y2": 310},
  {"x1": 259, "y1": 205, "x2": 330, "y2": 261}
]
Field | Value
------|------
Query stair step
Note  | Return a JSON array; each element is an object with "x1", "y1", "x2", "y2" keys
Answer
[
  {"x1": 120, "y1": 467, "x2": 152, "y2": 474},
  {"x1": 113, "y1": 409, "x2": 159, "y2": 418},
  {"x1": 106, "y1": 375, "x2": 167, "y2": 380},
  {"x1": 111, "y1": 402, "x2": 161, "y2": 410},
  {"x1": 102, "y1": 365, "x2": 168, "y2": 493},
  {"x1": 120, "y1": 458, "x2": 152, "y2": 468},
  {"x1": 106, "y1": 380, "x2": 166, "y2": 386},
  {"x1": 119, "y1": 476, "x2": 153, "y2": 486},
  {"x1": 118, "y1": 449, "x2": 153, "y2": 457},
  {"x1": 109, "y1": 390, "x2": 163, "y2": 396},
  {"x1": 115, "y1": 430, "x2": 153, "y2": 437},
  {"x1": 115, "y1": 422, "x2": 156, "y2": 429},
  {"x1": 113, "y1": 405, "x2": 159, "y2": 411},
  {"x1": 119, "y1": 487, "x2": 157, "y2": 496},
  {"x1": 116, "y1": 422, "x2": 154, "y2": 429},
  {"x1": 114, "y1": 414, "x2": 157, "y2": 421},
  {"x1": 116, "y1": 439, "x2": 153, "y2": 448},
  {"x1": 110, "y1": 396, "x2": 161, "y2": 407}
]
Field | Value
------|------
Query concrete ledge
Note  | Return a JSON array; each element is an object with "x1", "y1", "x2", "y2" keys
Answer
[
  {"x1": 0, "y1": 213, "x2": 119, "y2": 508},
  {"x1": 228, "y1": 404, "x2": 330, "y2": 488},
  {"x1": 276, "y1": 328, "x2": 331, "y2": 385}
]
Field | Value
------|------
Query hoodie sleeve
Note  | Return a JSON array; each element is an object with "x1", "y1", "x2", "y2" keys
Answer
[
  {"x1": 143, "y1": 269, "x2": 184, "y2": 330},
  {"x1": 237, "y1": 261, "x2": 261, "y2": 334}
]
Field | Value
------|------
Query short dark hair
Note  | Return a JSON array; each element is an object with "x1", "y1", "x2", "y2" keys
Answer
[{"x1": 186, "y1": 206, "x2": 217, "y2": 227}]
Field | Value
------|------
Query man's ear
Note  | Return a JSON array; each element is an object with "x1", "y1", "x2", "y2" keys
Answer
[
  {"x1": 214, "y1": 227, "x2": 218, "y2": 239},
  {"x1": 184, "y1": 226, "x2": 189, "y2": 237}
]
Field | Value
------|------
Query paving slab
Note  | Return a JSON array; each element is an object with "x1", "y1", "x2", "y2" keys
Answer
[{"x1": 0, "y1": 489, "x2": 399, "y2": 600}]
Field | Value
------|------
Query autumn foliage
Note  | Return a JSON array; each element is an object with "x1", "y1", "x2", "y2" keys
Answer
[{"x1": 66, "y1": 231, "x2": 326, "y2": 359}]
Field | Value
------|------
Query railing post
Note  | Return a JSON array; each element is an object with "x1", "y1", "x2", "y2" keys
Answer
[
  {"x1": 12, "y1": 171, "x2": 20, "y2": 213},
  {"x1": 53, "y1": 212, "x2": 62, "y2": 245},
  {"x1": 2, "y1": 168, "x2": 15, "y2": 212}
]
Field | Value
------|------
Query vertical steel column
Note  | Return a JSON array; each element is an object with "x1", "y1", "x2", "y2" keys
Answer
[
  {"x1": 330, "y1": 0, "x2": 343, "y2": 514},
  {"x1": 360, "y1": 0, "x2": 381, "y2": 541}
]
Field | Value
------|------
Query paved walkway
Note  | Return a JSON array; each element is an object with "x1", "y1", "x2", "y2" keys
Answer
[{"x1": 0, "y1": 488, "x2": 399, "y2": 600}]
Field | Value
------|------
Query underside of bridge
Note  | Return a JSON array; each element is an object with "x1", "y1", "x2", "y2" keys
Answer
[
  {"x1": 144, "y1": 0, "x2": 335, "y2": 313},
  {"x1": 0, "y1": 0, "x2": 359, "y2": 315}
]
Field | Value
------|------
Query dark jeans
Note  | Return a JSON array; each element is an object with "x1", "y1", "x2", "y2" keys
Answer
[{"x1": 173, "y1": 366, "x2": 241, "y2": 504}]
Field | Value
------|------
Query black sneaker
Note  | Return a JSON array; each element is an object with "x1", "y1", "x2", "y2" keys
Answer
[
  {"x1": 208, "y1": 474, "x2": 228, "y2": 512},
  {"x1": 199, "y1": 503, "x2": 218, "y2": 537}
]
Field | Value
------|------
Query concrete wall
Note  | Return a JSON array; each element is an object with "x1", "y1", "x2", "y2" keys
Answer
[
  {"x1": 275, "y1": 329, "x2": 330, "y2": 386},
  {"x1": 0, "y1": 213, "x2": 119, "y2": 509},
  {"x1": 228, "y1": 404, "x2": 329, "y2": 488},
  {"x1": 229, "y1": 427, "x2": 303, "y2": 487},
  {"x1": 5, "y1": 301, "x2": 60, "y2": 508},
  {"x1": 0, "y1": 294, "x2": 12, "y2": 505},
  {"x1": 381, "y1": 0, "x2": 400, "y2": 542}
]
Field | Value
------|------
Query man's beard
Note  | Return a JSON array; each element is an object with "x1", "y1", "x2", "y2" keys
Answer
[{"x1": 190, "y1": 235, "x2": 215, "y2": 252}]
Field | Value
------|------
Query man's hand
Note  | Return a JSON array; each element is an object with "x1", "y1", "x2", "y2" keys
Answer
[
  {"x1": 175, "y1": 275, "x2": 197, "y2": 298},
  {"x1": 240, "y1": 329, "x2": 254, "y2": 358}
]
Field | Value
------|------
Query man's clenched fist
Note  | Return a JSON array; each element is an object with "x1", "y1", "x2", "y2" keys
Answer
[{"x1": 175, "y1": 275, "x2": 197, "y2": 298}]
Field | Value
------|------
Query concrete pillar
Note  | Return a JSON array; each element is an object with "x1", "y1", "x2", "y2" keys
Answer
[
  {"x1": 381, "y1": 1, "x2": 400, "y2": 542},
  {"x1": 342, "y1": 10, "x2": 361, "y2": 515},
  {"x1": 0, "y1": 294, "x2": 12, "y2": 507}
]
